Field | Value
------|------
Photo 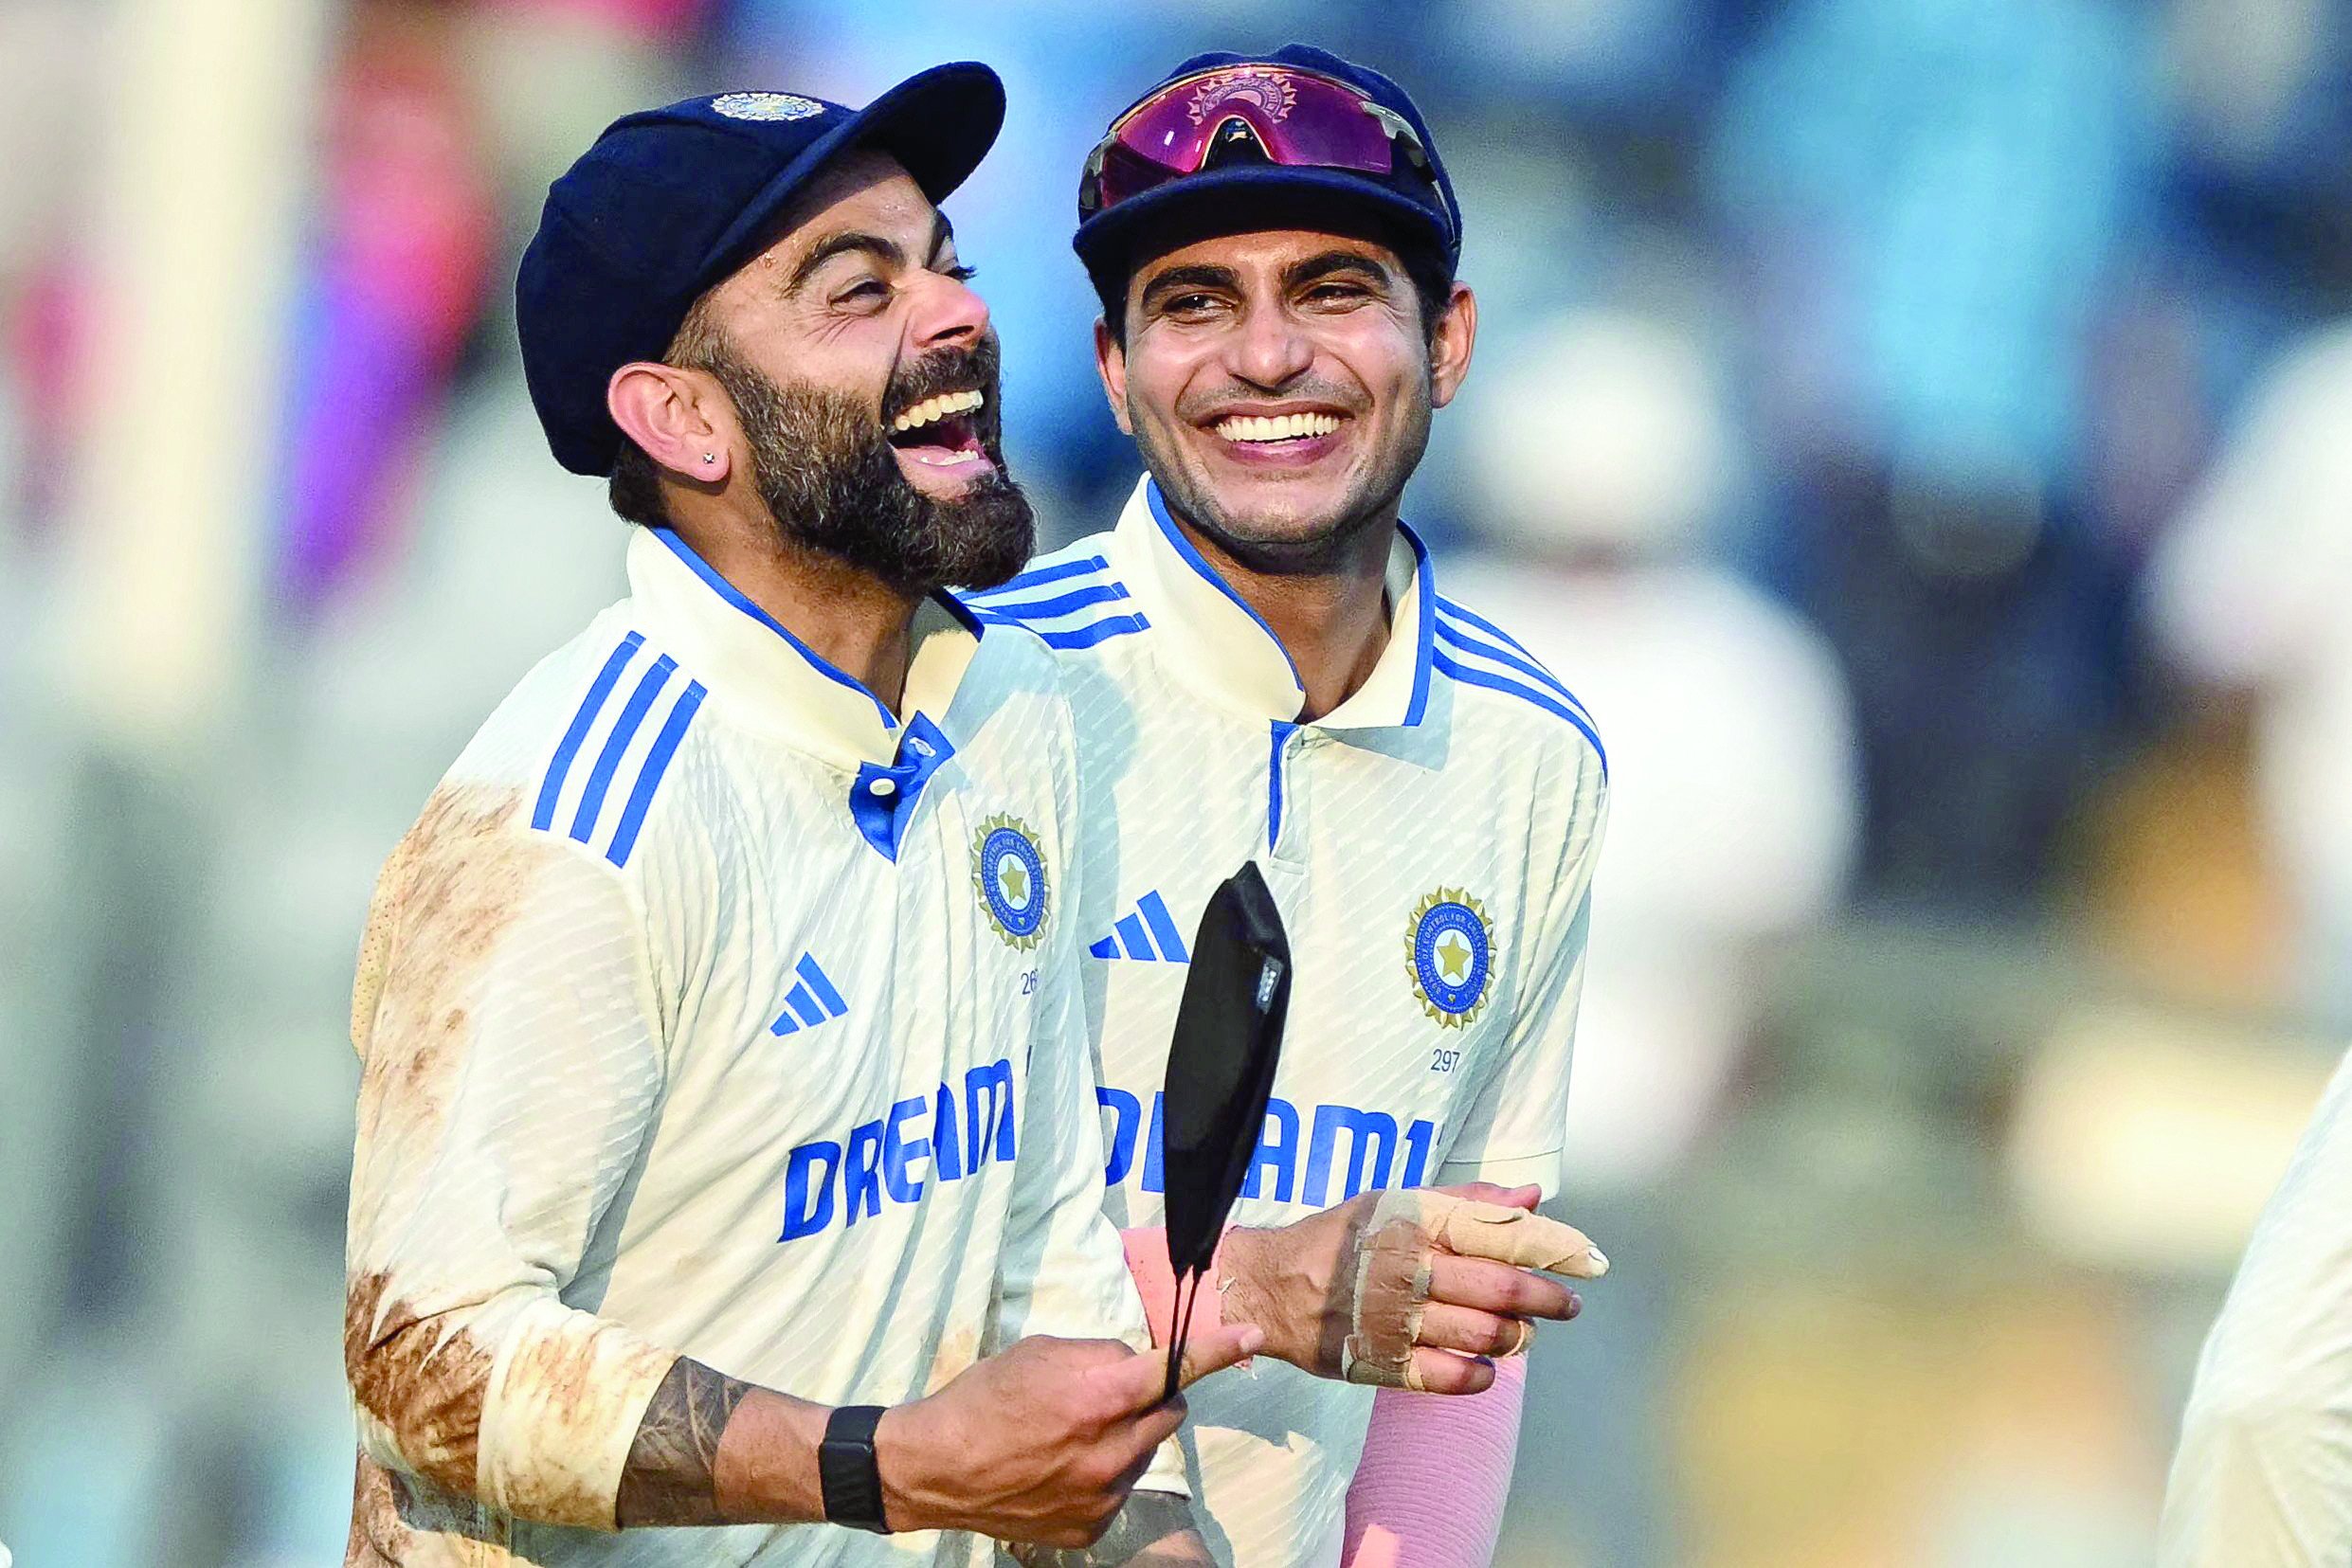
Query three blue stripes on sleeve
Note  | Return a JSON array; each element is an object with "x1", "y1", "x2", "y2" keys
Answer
[
  {"x1": 962, "y1": 556, "x2": 1151, "y2": 651},
  {"x1": 533, "y1": 631, "x2": 707, "y2": 867}
]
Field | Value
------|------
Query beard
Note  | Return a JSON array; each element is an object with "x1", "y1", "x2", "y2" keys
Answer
[
  {"x1": 700, "y1": 336, "x2": 1035, "y2": 596},
  {"x1": 1131, "y1": 371, "x2": 1431, "y2": 576}
]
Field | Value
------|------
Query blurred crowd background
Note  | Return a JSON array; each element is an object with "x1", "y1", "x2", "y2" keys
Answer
[{"x1": 3, "y1": 0, "x2": 2349, "y2": 1563}]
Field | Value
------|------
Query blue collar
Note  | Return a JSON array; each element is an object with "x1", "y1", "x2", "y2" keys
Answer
[{"x1": 627, "y1": 527, "x2": 984, "y2": 770}]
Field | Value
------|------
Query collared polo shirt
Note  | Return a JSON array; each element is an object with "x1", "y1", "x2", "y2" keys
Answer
[
  {"x1": 966, "y1": 477, "x2": 1609, "y2": 1568},
  {"x1": 2159, "y1": 1046, "x2": 2352, "y2": 1567},
  {"x1": 344, "y1": 523, "x2": 1176, "y2": 1566}
]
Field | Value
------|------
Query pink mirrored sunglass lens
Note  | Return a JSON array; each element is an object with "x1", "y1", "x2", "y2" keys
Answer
[
  {"x1": 1093, "y1": 143, "x2": 1186, "y2": 209},
  {"x1": 1095, "y1": 71, "x2": 1400, "y2": 208}
]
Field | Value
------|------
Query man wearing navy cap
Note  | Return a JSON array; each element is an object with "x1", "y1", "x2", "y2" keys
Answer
[
  {"x1": 968, "y1": 45, "x2": 1611, "y2": 1567},
  {"x1": 341, "y1": 65, "x2": 1252, "y2": 1567}
]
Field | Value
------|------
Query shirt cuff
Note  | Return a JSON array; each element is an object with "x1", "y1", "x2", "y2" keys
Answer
[
  {"x1": 1137, "y1": 1433, "x2": 1192, "y2": 1502},
  {"x1": 477, "y1": 1296, "x2": 681, "y2": 1530}
]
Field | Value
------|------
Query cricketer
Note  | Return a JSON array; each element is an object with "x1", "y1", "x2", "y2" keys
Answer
[
  {"x1": 968, "y1": 44, "x2": 1612, "y2": 1568},
  {"x1": 341, "y1": 64, "x2": 1255, "y2": 1568}
]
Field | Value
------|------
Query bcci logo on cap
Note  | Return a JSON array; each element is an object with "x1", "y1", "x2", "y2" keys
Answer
[
  {"x1": 711, "y1": 91, "x2": 824, "y2": 122},
  {"x1": 972, "y1": 815, "x2": 1048, "y2": 949},
  {"x1": 1407, "y1": 889, "x2": 1493, "y2": 1028},
  {"x1": 1185, "y1": 66, "x2": 1298, "y2": 127}
]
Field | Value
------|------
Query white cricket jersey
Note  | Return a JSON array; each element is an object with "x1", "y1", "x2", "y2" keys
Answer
[
  {"x1": 2159, "y1": 1045, "x2": 2352, "y2": 1567},
  {"x1": 965, "y1": 477, "x2": 1609, "y2": 1568},
  {"x1": 344, "y1": 524, "x2": 1178, "y2": 1567}
]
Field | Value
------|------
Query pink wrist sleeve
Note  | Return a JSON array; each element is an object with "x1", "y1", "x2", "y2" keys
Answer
[
  {"x1": 1342, "y1": 1356, "x2": 1527, "y2": 1568},
  {"x1": 1119, "y1": 1226, "x2": 1225, "y2": 1348},
  {"x1": 1126, "y1": 1223, "x2": 1525, "y2": 1564}
]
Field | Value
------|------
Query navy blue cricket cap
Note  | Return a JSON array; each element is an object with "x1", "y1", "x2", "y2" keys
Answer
[
  {"x1": 1071, "y1": 45, "x2": 1461, "y2": 309},
  {"x1": 518, "y1": 64, "x2": 1005, "y2": 477}
]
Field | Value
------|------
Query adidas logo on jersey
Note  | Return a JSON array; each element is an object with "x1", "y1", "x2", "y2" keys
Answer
[
  {"x1": 1086, "y1": 890, "x2": 1191, "y2": 963},
  {"x1": 769, "y1": 952, "x2": 849, "y2": 1036}
]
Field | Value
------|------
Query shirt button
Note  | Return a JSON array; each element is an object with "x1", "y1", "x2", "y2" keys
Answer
[{"x1": 868, "y1": 777, "x2": 897, "y2": 797}]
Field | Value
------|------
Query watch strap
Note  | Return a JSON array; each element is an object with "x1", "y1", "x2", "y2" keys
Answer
[{"x1": 819, "y1": 1404, "x2": 890, "y2": 1533}]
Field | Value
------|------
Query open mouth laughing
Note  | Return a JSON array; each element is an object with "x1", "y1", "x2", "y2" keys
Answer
[{"x1": 885, "y1": 387, "x2": 991, "y2": 473}]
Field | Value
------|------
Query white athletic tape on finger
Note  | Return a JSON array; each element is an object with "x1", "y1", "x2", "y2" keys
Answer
[
  {"x1": 1340, "y1": 1191, "x2": 1601, "y2": 1389},
  {"x1": 1338, "y1": 1191, "x2": 1440, "y2": 1388},
  {"x1": 1424, "y1": 1195, "x2": 1607, "y2": 1275}
]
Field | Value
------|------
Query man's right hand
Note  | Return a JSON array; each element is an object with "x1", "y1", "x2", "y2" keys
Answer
[
  {"x1": 1216, "y1": 1183, "x2": 1606, "y2": 1395},
  {"x1": 876, "y1": 1325, "x2": 1259, "y2": 1548}
]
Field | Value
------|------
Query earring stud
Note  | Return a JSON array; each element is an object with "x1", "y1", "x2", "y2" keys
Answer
[{"x1": 700, "y1": 452, "x2": 716, "y2": 465}]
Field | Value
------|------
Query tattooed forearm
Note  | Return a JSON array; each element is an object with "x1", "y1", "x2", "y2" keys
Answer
[{"x1": 616, "y1": 1356, "x2": 753, "y2": 1526}]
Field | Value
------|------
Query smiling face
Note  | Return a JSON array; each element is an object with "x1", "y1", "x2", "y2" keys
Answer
[
  {"x1": 705, "y1": 149, "x2": 1004, "y2": 498},
  {"x1": 1096, "y1": 225, "x2": 1475, "y2": 570},
  {"x1": 611, "y1": 149, "x2": 1033, "y2": 592}
]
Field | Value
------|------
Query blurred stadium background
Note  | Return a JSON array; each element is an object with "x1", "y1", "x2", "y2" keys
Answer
[{"x1": 4, "y1": 0, "x2": 2349, "y2": 1562}]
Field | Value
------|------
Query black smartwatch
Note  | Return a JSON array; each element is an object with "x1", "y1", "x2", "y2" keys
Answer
[{"x1": 819, "y1": 1404, "x2": 891, "y2": 1533}]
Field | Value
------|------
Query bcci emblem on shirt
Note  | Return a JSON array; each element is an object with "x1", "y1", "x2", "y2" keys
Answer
[
  {"x1": 1407, "y1": 889, "x2": 1493, "y2": 1028},
  {"x1": 971, "y1": 814, "x2": 1048, "y2": 949}
]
